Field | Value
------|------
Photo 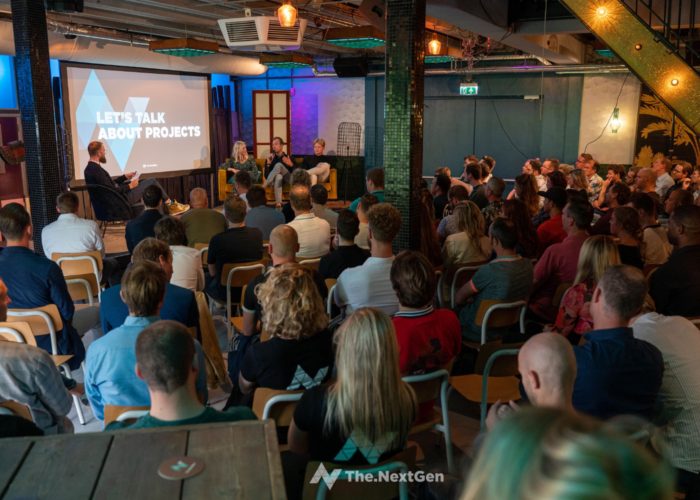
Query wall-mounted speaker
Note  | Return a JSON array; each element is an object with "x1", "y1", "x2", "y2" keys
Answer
[
  {"x1": 358, "y1": 0, "x2": 385, "y2": 33},
  {"x1": 333, "y1": 57, "x2": 369, "y2": 78}
]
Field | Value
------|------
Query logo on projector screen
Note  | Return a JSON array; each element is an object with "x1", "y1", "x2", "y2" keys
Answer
[{"x1": 75, "y1": 70, "x2": 200, "y2": 172}]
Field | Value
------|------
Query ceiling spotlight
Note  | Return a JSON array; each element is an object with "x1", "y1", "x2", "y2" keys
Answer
[
  {"x1": 671, "y1": 78, "x2": 679, "y2": 86},
  {"x1": 635, "y1": 44, "x2": 642, "y2": 50},
  {"x1": 597, "y1": 6, "x2": 608, "y2": 17}
]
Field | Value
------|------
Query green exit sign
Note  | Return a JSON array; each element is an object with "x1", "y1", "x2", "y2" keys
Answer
[{"x1": 460, "y1": 83, "x2": 478, "y2": 95}]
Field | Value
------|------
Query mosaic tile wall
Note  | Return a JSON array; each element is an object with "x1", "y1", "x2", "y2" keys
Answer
[
  {"x1": 384, "y1": 0, "x2": 426, "y2": 252},
  {"x1": 11, "y1": 0, "x2": 61, "y2": 256}
]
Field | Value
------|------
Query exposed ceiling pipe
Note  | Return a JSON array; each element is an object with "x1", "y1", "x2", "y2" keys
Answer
[{"x1": 312, "y1": 62, "x2": 627, "y2": 78}]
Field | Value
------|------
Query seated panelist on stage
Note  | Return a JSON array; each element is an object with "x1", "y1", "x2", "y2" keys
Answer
[
  {"x1": 300, "y1": 139, "x2": 331, "y2": 186},
  {"x1": 262, "y1": 137, "x2": 296, "y2": 206}
]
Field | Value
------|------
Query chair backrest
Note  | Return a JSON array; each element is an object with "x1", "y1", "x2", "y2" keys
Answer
[
  {"x1": 104, "y1": 404, "x2": 151, "y2": 425},
  {"x1": 0, "y1": 322, "x2": 37, "y2": 346},
  {"x1": 402, "y1": 360, "x2": 453, "y2": 405},
  {"x1": 475, "y1": 298, "x2": 528, "y2": 328},
  {"x1": 0, "y1": 401, "x2": 33, "y2": 422},
  {"x1": 302, "y1": 447, "x2": 417, "y2": 500},
  {"x1": 474, "y1": 342, "x2": 524, "y2": 376},
  {"x1": 221, "y1": 261, "x2": 266, "y2": 287},
  {"x1": 552, "y1": 282, "x2": 573, "y2": 308},
  {"x1": 85, "y1": 184, "x2": 135, "y2": 222},
  {"x1": 298, "y1": 257, "x2": 322, "y2": 272},
  {"x1": 7, "y1": 306, "x2": 63, "y2": 354},
  {"x1": 478, "y1": 347, "x2": 522, "y2": 433},
  {"x1": 324, "y1": 278, "x2": 337, "y2": 291},
  {"x1": 194, "y1": 244, "x2": 209, "y2": 267},
  {"x1": 327, "y1": 284, "x2": 337, "y2": 317},
  {"x1": 53, "y1": 252, "x2": 103, "y2": 301},
  {"x1": 252, "y1": 388, "x2": 305, "y2": 425},
  {"x1": 116, "y1": 410, "x2": 150, "y2": 423},
  {"x1": 646, "y1": 266, "x2": 659, "y2": 283},
  {"x1": 263, "y1": 243, "x2": 271, "y2": 261},
  {"x1": 446, "y1": 260, "x2": 489, "y2": 286}
]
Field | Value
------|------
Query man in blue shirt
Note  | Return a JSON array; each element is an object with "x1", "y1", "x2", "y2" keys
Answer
[
  {"x1": 573, "y1": 264, "x2": 664, "y2": 420},
  {"x1": 0, "y1": 203, "x2": 102, "y2": 369},
  {"x1": 100, "y1": 238, "x2": 200, "y2": 339},
  {"x1": 348, "y1": 168, "x2": 385, "y2": 212},
  {"x1": 85, "y1": 261, "x2": 207, "y2": 422}
]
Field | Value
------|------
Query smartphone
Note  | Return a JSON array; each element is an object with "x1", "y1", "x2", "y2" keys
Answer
[{"x1": 133, "y1": 171, "x2": 140, "y2": 179}]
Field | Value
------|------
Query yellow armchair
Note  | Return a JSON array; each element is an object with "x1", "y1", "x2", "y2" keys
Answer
[{"x1": 218, "y1": 158, "x2": 338, "y2": 202}]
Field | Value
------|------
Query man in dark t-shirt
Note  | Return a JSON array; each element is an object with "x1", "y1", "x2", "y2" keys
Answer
[
  {"x1": 431, "y1": 174, "x2": 451, "y2": 220},
  {"x1": 205, "y1": 195, "x2": 263, "y2": 303},
  {"x1": 319, "y1": 209, "x2": 370, "y2": 280}
]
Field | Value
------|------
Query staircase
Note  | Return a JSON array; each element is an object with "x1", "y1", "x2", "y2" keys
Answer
[{"x1": 559, "y1": 0, "x2": 700, "y2": 135}]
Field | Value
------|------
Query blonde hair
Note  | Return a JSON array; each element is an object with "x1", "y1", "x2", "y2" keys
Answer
[
  {"x1": 460, "y1": 407, "x2": 674, "y2": 500},
  {"x1": 453, "y1": 201, "x2": 487, "y2": 257},
  {"x1": 232, "y1": 141, "x2": 248, "y2": 164},
  {"x1": 574, "y1": 235, "x2": 621, "y2": 285},
  {"x1": 256, "y1": 263, "x2": 327, "y2": 340},
  {"x1": 325, "y1": 308, "x2": 417, "y2": 449},
  {"x1": 313, "y1": 138, "x2": 326, "y2": 147},
  {"x1": 569, "y1": 169, "x2": 590, "y2": 192}
]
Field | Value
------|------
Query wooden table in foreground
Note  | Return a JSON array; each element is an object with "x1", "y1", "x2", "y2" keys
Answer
[{"x1": 0, "y1": 419, "x2": 286, "y2": 500}]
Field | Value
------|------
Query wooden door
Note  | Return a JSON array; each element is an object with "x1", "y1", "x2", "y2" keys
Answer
[{"x1": 253, "y1": 90, "x2": 291, "y2": 159}]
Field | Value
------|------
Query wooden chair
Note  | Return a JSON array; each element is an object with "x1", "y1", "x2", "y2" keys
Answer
[
  {"x1": 230, "y1": 284, "x2": 248, "y2": 334},
  {"x1": 448, "y1": 343, "x2": 524, "y2": 433},
  {"x1": 461, "y1": 297, "x2": 528, "y2": 349},
  {"x1": 52, "y1": 251, "x2": 104, "y2": 303},
  {"x1": 0, "y1": 313, "x2": 86, "y2": 425},
  {"x1": 219, "y1": 261, "x2": 266, "y2": 336},
  {"x1": 325, "y1": 279, "x2": 338, "y2": 320},
  {"x1": 104, "y1": 404, "x2": 150, "y2": 426},
  {"x1": 402, "y1": 364, "x2": 454, "y2": 473},
  {"x1": 194, "y1": 243, "x2": 209, "y2": 268},
  {"x1": 552, "y1": 282, "x2": 573, "y2": 308},
  {"x1": 263, "y1": 242, "x2": 270, "y2": 261},
  {"x1": 0, "y1": 401, "x2": 33, "y2": 422},
  {"x1": 438, "y1": 260, "x2": 489, "y2": 309},
  {"x1": 297, "y1": 257, "x2": 323, "y2": 272},
  {"x1": 302, "y1": 447, "x2": 417, "y2": 500},
  {"x1": 252, "y1": 387, "x2": 305, "y2": 452},
  {"x1": 646, "y1": 265, "x2": 659, "y2": 283}
]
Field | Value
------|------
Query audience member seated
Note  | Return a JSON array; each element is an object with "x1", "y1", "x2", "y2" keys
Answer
[
  {"x1": 310, "y1": 184, "x2": 338, "y2": 230},
  {"x1": 650, "y1": 205, "x2": 700, "y2": 317},
  {"x1": 629, "y1": 192, "x2": 672, "y2": 265},
  {"x1": 288, "y1": 307, "x2": 417, "y2": 465},
  {"x1": 262, "y1": 137, "x2": 296, "y2": 206},
  {"x1": 319, "y1": 210, "x2": 369, "y2": 280},
  {"x1": 431, "y1": 173, "x2": 451, "y2": 219},
  {"x1": 354, "y1": 193, "x2": 378, "y2": 250},
  {"x1": 664, "y1": 160, "x2": 692, "y2": 203},
  {"x1": 0, "y1": 203, "x2": 100, "y2": 368},
  {"x1": 106, "y1": 320, "x2": 255, "y2": 430},
  {"x1": 631, "y1": 298, "x2": 700, "y2": 493},
  {"x1": 300, "y1": 138, "x2": 332, "y2": 186},
  {"x1": 536, "y1": 187, "x2": 568, "y2": 257},
  {"x1": 513, "y1": 173, "x2": 543, "y2": 216},
  {"x1": 437, "y1": 185, "x2": 472, "y2": 243},
  {"x1": 626, "y1": 166, "x2": 641, "y2": 190},
  {"x1": 592, "y1": 163, "x2": 625, "y2": 212},
  {"x1": 86, "y1": 262, "x2": 207, "y2": 422},
  {"x1": 566, "y1": 168, "x2": 590, "y2": 200},
  {"x1": 665, "y1": 187, "x2": 694, "y2": 217},
  {"x1": 286, "y1": 185, "x2": 331, "y2": 258},
  {"x1": 442, "y1": 201, "x2": 491, "y2": 275},
  {"x1": 436, "y1": 166, "x2": 471, "y2": 191},
  {"x1": 335, "y1": 203, "x2": 402, "y2": 317},
  {"x1": 480, "y1": 177, "x2": 506, "y2": 232},
  {"x1": 218, "y1": 140, "x2": 260, "y2": 185},
  {"x1": 500, "y1": 199, "x2": 540, "y2": 260},
  {"x1": 244, "y1": 186, "x2": 285, "y2": 241},
  {"x1": 242, "y1": 225, "x2": 328, "y2": 338},
  {"x1": 466, "y1": 163, "x2": 489, "y2": 210},
  {"x1": 42, "y1": 191, "x2": 120, "y2": 287},
  {"x1": 528, "y1": 197, "x2": 592, "y2": 324},
  {"x1": 572, "y1": 265, "x2": 663, "y2": 420},
  {"x1": 229, "y1": 264, "x2": 333, "y2": 408},
  {"x1": 125, "y1": 184, "x2": 165, "y2": 255},
  {"x1": 455, "y1": 218, "x2": 534, "y2": 342},
  {"x1": 349, "y1": 167, "x2": 385, "y2": 212},
  {"x1": 522, "y1": 159, "x2": 546, "y2": 192},
  {"x1": 635, "y1": 167, "x2": 665, "y2": 217},
  {"x1": 281, "y1": 169, "x2": 312, "y2": 223},
  {"x1": 205, "y1": 195, "x2": 263, "y2": 305},
  {"x1": 481, "y1": 155, "x2": 496, "y2": 182},
  {"x1": 155, "y1": 216, "x2": 204, "y2": 293},
  {"x1": 461, "y1": 408, "x2": 674, "y2": 500},
  {"x1": 609, "y1": 206, "x2": 644, "y2": 269},
  {"x1": 419, "y1": 190, "x2": 443, "y2": 268},
  {"x1": 548, "y1": 235, "x2": 620, "y2": 341},
  {"x1": 546, "y1": 170, "x2": 567, "y2": 190},
  {"x1": 179, "y1": 188, "x2": 228, "y2": 248},
  {"x1": 101, "y1": 238, "x2": 200, "y2": 336},
  {"x1": 0, "y1": 279, "x2": 74, "y2": 435},
  {"x1": 234, "y1": 170, "x2": 252, "y2": 207},
  {"x1": 577, "y1": 154, "x2": 604, "y2": 204},
  {"x1": 589, "y1": 181, "x2": 631, "y2": 236},
  {"x1": 654, "y1": 156, "x2": 674, "y2": 199},
  {"x1": 485, "y1": 333, "x2": 576, "y2": 432},
  {"x1": 391, "y1": 251, "x2": 460, "y2": 422}
]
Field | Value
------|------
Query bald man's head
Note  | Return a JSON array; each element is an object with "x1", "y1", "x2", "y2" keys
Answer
[
  {"x1": 189, "y1": 188, "x2": 208, "y2": 209},
  {"x1": 269, "y1": 225, "x2": 298, "y2": 260},
  {"x1": 518, "y1": 333, "x2": 577, "y2": 408}
]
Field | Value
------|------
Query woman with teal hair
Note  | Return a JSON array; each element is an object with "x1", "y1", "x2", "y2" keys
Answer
[
  {"x1": 460, "y1": 407, "x2": 674, "y2": 500},
  {"x1": 218, "y1": 140, "x2": 260, "y2": 185}
]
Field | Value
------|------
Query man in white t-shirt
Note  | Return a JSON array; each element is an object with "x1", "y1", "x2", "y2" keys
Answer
[
  {"x1": 628, "y1": 192, "x2": 673, "y2": 265},
  {"x1": 286, "y1": 185, "x2": 330, "y2": 258},
  {"x1": 41, "y1": 191, "x2": 120, "y2": 287},
  {"x1": 154, "y1": 217, "x2": 204, "y2": 293},
  {"x1": 335, "y1": 203, "x2": 402, "y2": 317}
]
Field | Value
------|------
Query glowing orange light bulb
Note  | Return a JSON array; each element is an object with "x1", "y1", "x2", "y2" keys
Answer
[
  {"x1": 597, "y1": 6, "x2": 608, "y2": 17},
  {"x1": 278, "y1": 1, "x2": 297, "y2": 27},
  {"x1": 671, "y1": 78, "x2": 679, "y2": 86},
  {"x1": 428, "y1": 33, "x2": 441, "y2": 55}
]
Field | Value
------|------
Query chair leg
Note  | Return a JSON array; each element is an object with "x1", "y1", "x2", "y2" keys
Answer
[
  {"x1": 61, "y1": 363, "x2": 86, "y2": 425},
  {"x1": 443, "y1": 425, "x2": 454, "y2": 474}
]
